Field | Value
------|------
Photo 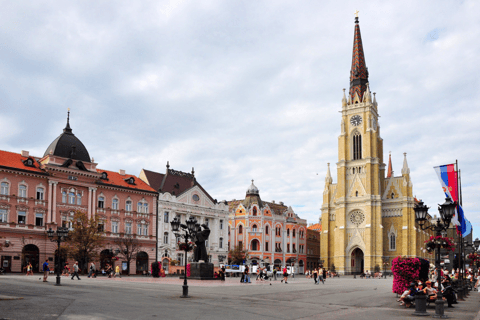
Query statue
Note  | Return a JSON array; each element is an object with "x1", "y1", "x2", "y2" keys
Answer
[{"x1": 193, "y1": 224, "x2": 210, "y2": 262}]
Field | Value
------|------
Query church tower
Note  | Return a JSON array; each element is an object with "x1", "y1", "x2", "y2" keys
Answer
[
  {"x1": 321, "y1": 14, "x2": 385, "y2": 274},
  {"x1": 320, "y1": 14, "x2": 431, "y2": 274}
]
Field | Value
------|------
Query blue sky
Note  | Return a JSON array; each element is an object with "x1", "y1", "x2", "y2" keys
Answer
[{"x1": 0, "y1": 0, "x2": 479, "y2": 240}]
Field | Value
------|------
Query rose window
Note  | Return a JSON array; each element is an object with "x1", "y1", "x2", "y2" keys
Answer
[{"x1": 349, "y1": 211, "x2": 365, "y2": 226}]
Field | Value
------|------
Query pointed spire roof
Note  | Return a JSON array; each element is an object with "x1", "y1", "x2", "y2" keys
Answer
[
  {"x1": 401, "y1": 152, "x2": 410, "y2": 175},
  {"x1": 64, "y1": 108, "x2": 72, "y2": 133},
  {"x1": 325, "y1": 163, "x2": 333, "y2": 184},
  {"x1": 349, "y1": 13, "x2": 369, "y2": 102},
  {"x1": 387, "y1": 152, "x2": 393, "y2": 178}
]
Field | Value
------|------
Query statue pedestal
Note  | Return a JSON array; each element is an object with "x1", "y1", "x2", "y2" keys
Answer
[{"x1": 188, "y1": 262, "x2": 215, "y2": 280}]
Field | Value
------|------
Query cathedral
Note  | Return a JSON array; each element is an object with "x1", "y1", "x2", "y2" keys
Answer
[{"x1": 320, "y1": 15, "x2": 433, "y2": 274}]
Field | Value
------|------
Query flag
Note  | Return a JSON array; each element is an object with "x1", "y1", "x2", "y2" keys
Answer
[{"x1": 434, "y1": 164, "x2": 459, "y2": 226}]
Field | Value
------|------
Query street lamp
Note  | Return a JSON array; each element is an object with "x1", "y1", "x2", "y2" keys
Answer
[
  {"x1": 382, "y1": 257, "x2": 389, "y2": 279},
  {"x1": 46, "y1": 227, "x2": 69, "y2": 286},
  {"x1": 171, "y1": 216, "x2": 198, "y2": 298},
  {"x1": 414, "y1": 198, "x2": 455, "y2": 318}
]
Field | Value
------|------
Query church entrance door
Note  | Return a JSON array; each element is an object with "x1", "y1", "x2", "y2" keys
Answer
[{"x1": 351, "y1": 248, "x2": 364, "y2": 274}]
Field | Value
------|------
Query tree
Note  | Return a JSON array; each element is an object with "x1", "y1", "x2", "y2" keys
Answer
[
  {"x1": 65, "y1": 210, "x2": 105, "y2": 273},
  {"x1": 114, "y1": 234, "x2": 141, "y2": 275},
  {"x1": 228, "y1": 244, "x2": 249, "y2": 265}
]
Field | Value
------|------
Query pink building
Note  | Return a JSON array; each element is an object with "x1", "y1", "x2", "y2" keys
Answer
[{"x1": 0, "y1": 114, "x2": 157, "y2": 274}]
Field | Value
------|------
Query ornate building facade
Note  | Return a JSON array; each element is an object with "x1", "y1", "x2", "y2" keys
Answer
[
  {"x1": 320, "y1": 16, "x2": 433, "y2": 275},
  {"x1": 0, "y1": 114, "x2": 157, "y2": 274},
  {"x1": 140, "y1": 164, "x2": 229, "y2": 273},
  {"x1": 228, "y1": 181, "x2": 307, "y2": 273},
  {"x1": 307, "y1": 223, "x2": 321, "y2": 271}
]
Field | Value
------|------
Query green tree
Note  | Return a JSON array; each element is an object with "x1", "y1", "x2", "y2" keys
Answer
[
  {"x1": 228, "y1": 244, "x2": 249, "y2": 264},
  {"x1": 65, "y1": 210, "x2": 105, "y2": 273},
  {"x1": 114, "y1": 234, "x2": 140, "y2": 275}
]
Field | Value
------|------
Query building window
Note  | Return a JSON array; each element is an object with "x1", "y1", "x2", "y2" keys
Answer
[
  {"x1": 293, "y1": 229, "x2": 296, "y2": 238},
  {"x1": 18, "y1": 210, "x2": 26, "y2": 224},
  {"x1": 62, "y1": 191, "x2": 67, "y2": 203},
  {"x1": 251, "y1": 239, "x2": 259, "y2": 251},
  {"x1": 177, "y1": 253, "x2": 184, "y2": 266},
  {"x1": 0, "y1": 208, "x2": 7, "y2": 222},
  {"x1": 265, "y1": 241, "x2": 269, "y2": 252},
  {"x1": 143, "y1": 224, "x2": 148, "y2": 236},
  {"x1": 253, "y1": 207, "x2": 257, "y2": 216},
  {"x1": 176, "y1": 234, "x2": 181, "y2": 244},
  {"x1": 112, "y1": 221, "x2": 119, "y2": 233},
  {"x1": 68, "y1": 192, "x2": 75, "y2": 204},
  {"x1": 1, "y1": 182, "x2": 9, "y2": 195},
  {"x1": 293, "y1": 244, "x2": 296, "y2": 253},
  {"x1": 164, "y1": 232, "x2": 169, "y2": 244},
  {"x1": 287, "y1": 228, "x2": 290, "y2": 237},
  {"x1": 77, "y1": 193, "x2": 82, "y2": 205},
  {"x1": 125, "y1": 222, "x2": 132, "y2": 234},
  {"x1": 265, "y1": 225, "x2": 269, "y2": 235},
  {"x1": 353, "y1": 132, "x2": 362, "y2": 160},
  {"x1": 98, "y1": 222, "x2": 104, "y2": 232},
  {"x1": 19, "y1": 185, "x2": 27, "y2": 198},
  {"x1": 219, "y1": 237, "x2": 223, "y2": 249},
  {"x1": 112, "y1": 198, "x2": 119, "y2": 210},
  {"x1": 36, "y1": 187, "x2": 44, "y2": 200},
  {"x1": 220, "y1": 220, "x2": 223, "y2": 230},
  {"x1": 143, "y1": 203, "x2": 149, "y2": 213},
  {"x1": 390, "y1": 233, "x2": 396, "y2": 251},
  {"x1": 164, "y1": 212, "x2": 169, "y2": 223},
  {"x1": 287, "y1": 243, "x2": 290, "y2": 253},
  {"x1": 35, "y1": 213, "x2": 43, "y2": 226},
  {"x1": 238, "y1": 241, "x2": 243, "y2": 249},
  {"x1": 126, "y1": 200, "x2": 132, "y2": 211},
  {"x1": 205, "y1": 218, "x2": 209, "y2": 227},
  {"x1": 98, "y1": 196, "x2": 105, "y2": 208},
  {"x1": 238, "y1": 225, "x2": 243, "y2": 234},
  {"x1": 252, "y1": 224, "x2": 257, "y2": 232}
]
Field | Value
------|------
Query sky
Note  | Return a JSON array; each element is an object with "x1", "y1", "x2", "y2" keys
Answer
[{"x1": 0, "y1": 1, "x2": 479, "y2": 240}]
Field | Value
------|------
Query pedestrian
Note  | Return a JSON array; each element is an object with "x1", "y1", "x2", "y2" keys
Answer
[
  {"x1": 42, "y1": 259, "x2": 49, "y2": 282},
  {"x1": 244, "y1": 265, "x2": 251, "y2": 283},
  {"x1": 281, "y1": 266, "x2": 288, "y2": 284},
  {"x1": 88, "y1": 262, "x2": 96, "y2": 278},
  {"x1": 115, "y1": 265, "x2": 121, "y2": 278},
  {"x1": 273, "y1": 268, "x2": 277, "y2": 281},
  {"x1": 322, "y1": 267, "x2": 327, "y2": 283},
  {"x1": 221, "y1": 265, "x2": 226, "y2": 281},
  {"x1": 313, "y1": 268, "x2": 318, "y2": 284},
  {"x1": 319, "y1": 267, "x2": 325, "y2": 284},
  {"x1": 27, "y1": 262, "x2": 33, "y2": 276},
  {"x1": 71, "y1": 261, "x2": 81, "y2": 280}
]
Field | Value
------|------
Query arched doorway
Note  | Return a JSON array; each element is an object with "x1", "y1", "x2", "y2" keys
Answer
[
  {"x1": 162, "y1": 258, "x2": 169, "y2": 273},
  {"x1": 350, "y1": 248, "x2": 364, "y2": 274},
  {"x1": 100, "y1": 249, "x2": 114, "y2": 270},
  {"x1": 136, "y1": 251, "x2": 149, "y2": 275},
  {"x1": 274, "y1": 259, "x2": 282, "y2": 270},
  {"x1": 22, "y1": 244, "x2": 39, "y2": 273}
]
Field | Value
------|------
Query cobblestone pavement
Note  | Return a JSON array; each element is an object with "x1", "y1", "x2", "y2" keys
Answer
[{"x1": 1, "y1": 274, "x2": 479, "y2": 320}]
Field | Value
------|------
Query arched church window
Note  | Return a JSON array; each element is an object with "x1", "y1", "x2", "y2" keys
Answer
[
  {"x1": 252, "y1": 224, "x2": 257, "y2": 232},
  {"x1": 390, "y1": 233, "x2": 396, "y2": 251},
  {"x1": 353, "y1": 132, "x2": 362, "y2": 160},
  {"x1": 253, "y1": 207, "x2": 257, "y2": 216},
  {"x1": 353, "y1": 168, "x2": 355, "y2": 174},
  {"x1": 356, "y1": 191, "x2": 358, "y2": 197},
  {"x1": 265, "y1": 225, "x2": 269, "y2": 235},
  {"x1": 238, "y1": 225, "x2": 243, "y2": 234},
  {"x1": 287, "y1": 228, "x2": 290, "y2": 236},
  {"x1": 391, "y1": 193, "x2": 395, "y2": 199}
]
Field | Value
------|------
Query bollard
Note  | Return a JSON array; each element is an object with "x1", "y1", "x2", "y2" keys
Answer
[{"x1": 412, "y1": 294, "x2": 429, "y2": 317}]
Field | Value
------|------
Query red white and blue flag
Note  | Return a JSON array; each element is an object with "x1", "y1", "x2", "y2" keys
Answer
[{"x1": 433, "y1": 164, "x2": 471, "y2": 237}]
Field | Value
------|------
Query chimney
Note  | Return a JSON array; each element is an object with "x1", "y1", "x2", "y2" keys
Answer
[
  {"x1": 119, "y1": 169, "x2": 126, "y2": 176},
  {"x1": 279, "y1": 202, "x2": 284, "y2": 205},
  {"x1": 21, "y1": 150, "x2": 29, "y2": 157},
  {"x1": 272, "y1": 200, "x2": 275, "y2": 203}
]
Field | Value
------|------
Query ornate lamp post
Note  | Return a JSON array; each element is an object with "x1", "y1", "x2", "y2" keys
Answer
[
  {"x1": 414, "y1": 198, "x2": 456, "y2": 319},
  {"x1": 171, "y1": 216, "x2": 198, "y2": 298},
  {"x1": 382, "y1": 257, "x2": 389, "y2": 279},
  {"x1": 46, "y1": 227, "x2": 69, "y2": 286}
]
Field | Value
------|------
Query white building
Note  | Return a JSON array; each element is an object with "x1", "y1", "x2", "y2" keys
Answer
[{"x1": 140, "y1": 163, "x2": 229, "y2": 273}]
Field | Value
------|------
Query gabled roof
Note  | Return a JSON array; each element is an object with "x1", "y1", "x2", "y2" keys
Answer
[
  {"x1": 142, "y1": 167, "x2": 216, "y2": 203},
  {"x1": 308, "y1": 223, "x2": 322, "y2": 231},
  {"x1": 0, "y1": 150, "x2": 47, "y2": 174},
  {"x1": 97, "y1": 169, "x2": 156, "y2": 193}
]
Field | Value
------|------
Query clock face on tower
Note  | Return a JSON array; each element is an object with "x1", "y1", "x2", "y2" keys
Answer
[{"x1": 350, "y1": 115, "x2": 362, "y2": 126}]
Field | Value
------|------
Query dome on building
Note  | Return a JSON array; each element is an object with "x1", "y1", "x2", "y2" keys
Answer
[
  {"x1": 43, "y1": 112, "x2": 91, "y2": 163},
  {"x1": 246, "y1": 180, "x2": 259, "y2": 195}
]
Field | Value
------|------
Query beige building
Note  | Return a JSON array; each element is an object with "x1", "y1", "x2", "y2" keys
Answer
[{"x1": 320, "y1": 16, "x2": 433, "y2": 274}]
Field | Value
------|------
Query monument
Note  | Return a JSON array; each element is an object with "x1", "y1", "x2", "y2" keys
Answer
[{"x1": 189, "y1": 224, "x2": 215, "y2": 280}]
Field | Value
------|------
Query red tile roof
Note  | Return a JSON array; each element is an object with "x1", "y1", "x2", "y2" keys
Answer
[
  {"x1": 308, "y1": 223, "x2": 322, "y2": 231},
  {"x1": 0, "y1": 150, "x2": 46, "y2": 174},
  {"x1": 97, "y1": 169, "x2": 156, "y2": 193}
]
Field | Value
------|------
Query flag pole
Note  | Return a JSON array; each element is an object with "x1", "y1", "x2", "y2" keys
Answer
[{"x1": 457, "y1": 160, "x2": 466, "y2": 296}]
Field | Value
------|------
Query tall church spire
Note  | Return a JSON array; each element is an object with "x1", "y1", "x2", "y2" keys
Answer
[
  {"x1": 349, "y1": 13, "x2": 369, "y2": 102},
  {"x1": 387, "y1": 152, "x2": 393, "y2": 178}
]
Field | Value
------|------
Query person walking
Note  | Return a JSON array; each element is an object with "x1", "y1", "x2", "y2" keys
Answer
[
  {"x1": 318, "y1": 267, "x2": 325, "y2": 284},
  {"x1": 322, "y1": 267, "x2": 327, "y2": 283},
  {"x1": 281, "y1": 266, "x2": 288, "y2": 284},
  {"x1": 71, "y1": 261, "x2": 81, "y2": 280},
  {"x1": 88, "y1": 262, "x2": 96, "y2": 278},
  {"x1": 313, "y1": 268, "x2": 318, "y2": 284},
  {"x1": 27, "y1": 262, "x2": 33, "y2": 276},
  {"x1": 273, "y1": 268, "x2": 277, "y2": 281},
  {"x1": 115, "y1": 265, "x2": 121, "y2": 278},
  {"x1": 42, "y1": 260, "x2": 49, "y2": 282},
  {"x1": 244, "y1": 265, "x2": 251, "y2": 283}
]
